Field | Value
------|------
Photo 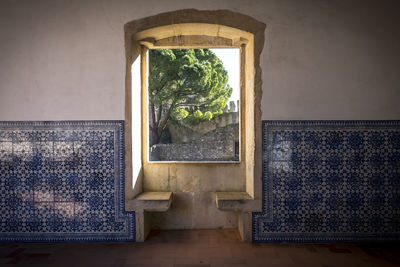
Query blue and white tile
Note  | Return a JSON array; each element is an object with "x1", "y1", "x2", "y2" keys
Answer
[
  {"x1": 0, "y1": 121, "x2": 135, "y2": 242},
  {"x1": 253, "y1": 121, "x2": 400, "y2": 242}
]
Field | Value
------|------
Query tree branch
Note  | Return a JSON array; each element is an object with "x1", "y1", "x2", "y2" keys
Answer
[
  {"x1": 151, "y1": 103, "x2": 157, "y2": 130},
  {"x1": 176, "y1": 103, "x2": 205, "y2": 107},
  {"x1": 158, "y1": 100, "x2": 177, "y2": 135},
  {"x1": 157, "y1": 105, "x2": 163, "y2": 127},
  {"x1": 159, "y1": 108, "x2": 172, "y2": 135},
  {"x1": 154, "y1": 79, "x2": 169, "y2": 94}
]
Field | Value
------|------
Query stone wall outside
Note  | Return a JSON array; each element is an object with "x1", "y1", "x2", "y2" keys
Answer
[{"x1": 152, "y1": 123, "x2": 239, "y2": 161}]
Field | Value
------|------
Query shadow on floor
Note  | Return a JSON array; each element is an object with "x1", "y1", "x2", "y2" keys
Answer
[{"x1": 1, "y1": 229, "x2": 399, "y2": 266}]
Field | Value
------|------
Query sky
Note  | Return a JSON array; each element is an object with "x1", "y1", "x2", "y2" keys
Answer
[{"x1": 210, "y1": 48, "x2": 240, "y2": 103}]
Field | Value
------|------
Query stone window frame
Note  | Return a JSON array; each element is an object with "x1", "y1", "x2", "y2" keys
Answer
[
  {"x1": 124, "y1": 10, "x2": 265, "y2": 241},
  {"x1": 140, "y1": 30, "x2": 247, "y2": 164}
]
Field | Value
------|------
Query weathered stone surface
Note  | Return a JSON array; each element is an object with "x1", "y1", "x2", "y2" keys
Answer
[
  {"x1": 152, "y1": 124, "x2": 239, "y2": 161},
  {"x1": 167, "y1": 109, "x2": 240, "y2": 143},
  {"x1": 129, "y1": 191, "x2": 173, "y2": 241},
  {"x1": 216, "y1": 192, "x2": 261, "y2": 212},
  {"x1": 130, "y1": 192, "x2": 173, "y2": 212},
  {"x1": 125, "y1": 9, "x2": 265, "y2": 242},
  {"x1": 136, "y1": 192, "x2": 172, "y2": 201},
  {"x1": 151, "y1": 192, "x2": 238, "y2": 229}
]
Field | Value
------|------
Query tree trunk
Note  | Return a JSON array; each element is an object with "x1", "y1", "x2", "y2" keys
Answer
[{"x1": 150, "y1": 129, "x2": 160, "y2": 147}]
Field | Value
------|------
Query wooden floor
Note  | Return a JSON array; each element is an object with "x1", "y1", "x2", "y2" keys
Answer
[{"x1": 1, "y1": 229, "x2": 399, "y2": 266}]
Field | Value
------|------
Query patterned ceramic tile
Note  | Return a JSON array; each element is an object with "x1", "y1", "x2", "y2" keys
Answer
[
  {"x1": 253, "y1": 121, "x2": 400, "y2": 242},
  {"x1": 0, "y1": 121, "x2": 135, "y2": 242}
]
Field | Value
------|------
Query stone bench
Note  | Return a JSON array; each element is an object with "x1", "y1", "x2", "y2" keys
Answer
[
  {"x1": 216, "y1": 191, "x2": 261, "y2": 241},
  {"x1": 133, "y1": 191, "x2": 173, "y2": 212},
  {"x1": 216, "y1": 192, "x2": 256, "y2": 211},
  {"x1": 129, "y1": 191, "x2": 173, "y2": 241}
]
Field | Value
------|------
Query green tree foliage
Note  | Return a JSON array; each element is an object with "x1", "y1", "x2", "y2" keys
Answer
[{"x1": 148, "y1": 49, "x2": 232, "y2": 146}]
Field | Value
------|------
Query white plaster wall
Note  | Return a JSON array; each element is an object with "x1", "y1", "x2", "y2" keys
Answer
[
  {"x1": 1, "y1": 0, "x2": 399, "y2": 233},
  {"x1": 1, "y1": 0, "x2": 399, "y2": 121},
  {"x1": 261, "y1": 0, "x2": 400, "y2": 120}
]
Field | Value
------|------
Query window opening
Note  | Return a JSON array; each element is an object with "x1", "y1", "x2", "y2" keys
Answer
[{"x1": 147, "y1": 48, "x2": 240, "y2": 162}]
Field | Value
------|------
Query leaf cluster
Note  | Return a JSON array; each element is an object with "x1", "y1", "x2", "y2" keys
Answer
[{"x1": 148, "y1": 49, "x2": 232, "y2": 125}]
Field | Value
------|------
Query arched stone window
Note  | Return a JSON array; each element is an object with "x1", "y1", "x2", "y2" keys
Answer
[{"x1": 124, "y1": 9, "x2": 265, "y2": 242}]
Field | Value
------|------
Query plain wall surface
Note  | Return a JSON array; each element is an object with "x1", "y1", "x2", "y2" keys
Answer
[
  {"x1": 1, "y1": 0, "x2": 399, "y2": 233},
  {"x1": 1, "y1": 0, "x2": 399, "y2": 121}
]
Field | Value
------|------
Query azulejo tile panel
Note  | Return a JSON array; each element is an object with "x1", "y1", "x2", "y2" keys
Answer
[
  {"x1": 253, "y1": 121, "x2": 400, "y2": 242},
  {"x1": 0, "y1": 121, "x2": 135, "y2": 242}
]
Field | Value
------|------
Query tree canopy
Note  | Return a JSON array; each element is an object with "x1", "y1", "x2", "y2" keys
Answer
[{"x1": 148, "y1": 49, "x2": 232, "y2": 146}]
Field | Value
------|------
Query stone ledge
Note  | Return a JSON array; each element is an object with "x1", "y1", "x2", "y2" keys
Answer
[
  {"x1": 131, "y1": 192, "x2": 173, "y2": 212},
  {"x1": 216, "y1": 192, "x2": 261, "y2": 212}
]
